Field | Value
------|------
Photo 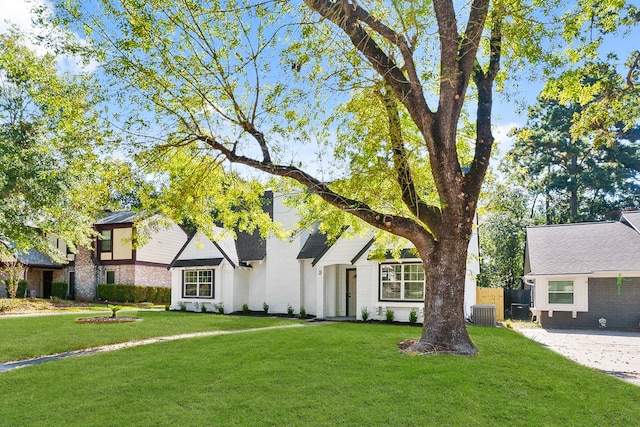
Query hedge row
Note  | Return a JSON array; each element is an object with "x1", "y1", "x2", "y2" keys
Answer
[
  {"x1": 51, "y1": 282, "x2": 68, "y2": 299},
  {"x1": 97, "y1": 284, "x2": 171, "y2": 304}
]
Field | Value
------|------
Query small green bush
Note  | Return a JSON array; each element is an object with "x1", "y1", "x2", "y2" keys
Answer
[
  {"x1": 287, "y1": 303, "x2": 294, "y2": 317},
  {"x1": 263, "y1": 302, "x2": 269, "y2": 314},
  {"x1": 385, "y1": 309, "x2": 395, "y2": 322},
  {"x1": 409, "y1": 308, "x2": 418, "y2": 324},
  {"x1": 242, "y1": 303, "x2": 249, "y2": 315},
  {"x1": 361, "y1": 306, "x2": 369, "y2": 322},
  {"x1": 4, "y1": 280, "x2": 28, "y2": 298},
  {"x1": 216, "y1": 303, "x2": 224, "y2": 314},
  {"x1": 51, "y1": 282, "x2": 68, "y2": 299},
  {"x1": 299, "y1": 306, "x2": 306, "y2": 319}
]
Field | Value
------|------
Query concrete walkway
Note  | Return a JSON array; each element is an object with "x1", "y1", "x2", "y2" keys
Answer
[
  {"x1": 516, "y1": 327, "x2": 640, "y2": 386},
  {"x1": 0, "y1": 323, "x2": 307, "y2": 373}
]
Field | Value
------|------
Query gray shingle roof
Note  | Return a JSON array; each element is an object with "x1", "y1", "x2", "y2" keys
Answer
[
  {"x1": 621, "y1": 210, "x2": 640, "y2": 233},
  {"x1": 297, "y1": 228, "x2": 330, "y2": 263},
  {"x1": 94, "y1": 211, "x2": 138, "y2": 225},
  {"x1": 525, "y1": 220, "x2": 640, "y2": 275},
  {"x1": 15, "y1": 249, "x2": 63, "y2": 268}
]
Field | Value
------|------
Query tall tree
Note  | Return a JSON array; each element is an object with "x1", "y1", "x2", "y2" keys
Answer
[
  {"x1": 54, "y1": 0, "x2": 637, "y2": 354},
  {"x1": 0, "y1": 32, "x2": 107, "y2": 262},
  {"x1": 477, "y1": 176, "x2": 530, "y2": 289},
  {"x1": 506, "y1": 96, "x2": 640, "y2": 224}
]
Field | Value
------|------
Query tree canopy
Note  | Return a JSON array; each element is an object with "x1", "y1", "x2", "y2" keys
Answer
[{"x1": 0, "y1": 31, "x2": 108, "y2": 262}]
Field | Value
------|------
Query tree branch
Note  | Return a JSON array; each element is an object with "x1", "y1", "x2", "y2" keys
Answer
[
  {"x1": 195, "y1": 133, "x2": 435, "y2": 249},
  {"x1": 379, "y1": 86, "x2": 442, "y2": 238},
  {"x1": 464, "y1": 14, "x2": 501, "y2": 212}
]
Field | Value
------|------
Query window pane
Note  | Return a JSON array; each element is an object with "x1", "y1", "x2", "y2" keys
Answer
[
  {"x1": 101, "y1": 230, "x2": 112, "y2": 251},
  {"x1": 185, "y1": 271, "x2": 198, "y2": 283},
  {"x1": 199, "y1": 283, "x2": 212, "y2": 297},
  {"x1": 404, "y1": 282, "x2": 424, "y2": 299},
  {"x1": 106, "y1": 271, "x2": 115, "y2": 284},
  {"x1": 549, "y1": 281, "x2": 573, "y2": 292},
  {"x1": 199, "y1": 270, "x2": 212, "y2": 283},
  {"x1": 382, "y1": 282, "x2": 401, "y2": 299},
  {"x1": 185, "y1": 283, "x2": 197, "y2": 296},
  {"x1": 404, "y1": 264, "x2": 424, "y2": 281},
  {"x1": 549, "y1": 293, "x2": 574, "y2": 304}
]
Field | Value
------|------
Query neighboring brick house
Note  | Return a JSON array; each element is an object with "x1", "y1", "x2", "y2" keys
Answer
[
  {"x1": 0, "y1": 235, "x2": 71, "y2": 298},
  {"x1": 525, "y1": 211, "x2": 640, "y2": 329},
  {"x1": 71, "y1": 212, "x2": 189, "y2": 301}
]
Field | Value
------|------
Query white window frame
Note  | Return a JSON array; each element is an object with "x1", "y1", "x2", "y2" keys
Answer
[
  {"x1": 183, "y1": 269, "x2": 214, "y2": 299},
  {"x1": 548, "y1": 280, "x2": 574, "y2": 304},
  {"x1": 379, "y1": 263, "x2": 425, "y2": 301}
]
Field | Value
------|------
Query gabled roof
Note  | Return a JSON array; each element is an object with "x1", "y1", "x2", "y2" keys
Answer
[
  {"x1": 94, "y1": 211, "x2": 138, "y2": 225},
  {"x1": 621, "y1": 210, "x2": 640, "y2": 233},
  {"x1": 525, "y1": 219, "x2": 640, "y2": 276},
  {"x1": 297, "y1": 228, "x2": 331, "y2": 265}
]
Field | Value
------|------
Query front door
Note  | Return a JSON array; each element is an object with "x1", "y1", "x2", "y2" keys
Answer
[
  {"x1": 346, "y1": 269, "x2": 357, "y2": 317},
  {"x1": 43, "y1": 271, "x2": 53, "y2": 298}
]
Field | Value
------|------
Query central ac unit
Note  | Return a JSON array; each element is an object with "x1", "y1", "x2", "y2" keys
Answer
[{"x1": 472, "y1": 304, "x2": 496, "y2": 326}]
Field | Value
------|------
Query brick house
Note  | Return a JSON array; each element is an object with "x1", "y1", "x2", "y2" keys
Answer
[
  {"x1": 524, "y1": 211, "x2": 640, "y2": 329},
  {"x1": 71, "y1": 212, "x2": 189, "y2": 300}
]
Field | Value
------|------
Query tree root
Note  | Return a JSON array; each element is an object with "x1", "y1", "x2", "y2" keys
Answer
[{"x1": 398, "y1": 338, "x2": 478, "y2": 356}]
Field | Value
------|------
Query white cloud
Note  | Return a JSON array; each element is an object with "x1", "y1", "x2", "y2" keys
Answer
[
  {"x1": 0, "y1": 0, "x2": 97, "y2": 74},
  {"x1": 1, "y1": 0, "x2": 48, "y2": 39},
  {"x1": 492, "y1": 122, "x2": 518, "y2": 160}
]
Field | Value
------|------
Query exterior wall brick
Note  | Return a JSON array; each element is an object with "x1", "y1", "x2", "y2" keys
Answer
[
  {"x1": 540, "y1": 277, "x2": 640, "y2": 330},
  {"x1": 134, "y1": 264, "x2": 172, "y2": 287},
  {"x1": 74, "y1": 246, "x2": 99, "y2": 301}
]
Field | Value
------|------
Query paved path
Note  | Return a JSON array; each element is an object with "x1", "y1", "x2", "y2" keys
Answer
[
  {"x1": 0, "y1": 323, "x2": 307, "y2": 373},
  {"x1": 516, "y1": 327, "x2": 640, "y2": 386}
]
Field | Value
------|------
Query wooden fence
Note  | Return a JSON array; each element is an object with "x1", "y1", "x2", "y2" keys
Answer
[{"x1": 476, "y1": 287, "x2": 504, "y2": 321}]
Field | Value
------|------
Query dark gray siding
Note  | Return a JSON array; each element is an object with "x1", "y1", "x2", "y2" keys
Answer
[{"x1": 539, "y1": 277, "x2": 640, "y2": 329}]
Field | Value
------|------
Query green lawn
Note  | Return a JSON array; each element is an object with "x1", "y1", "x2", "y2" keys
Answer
[
  {"x1": 1, "y1": 316, "x2": 638, "y2": 426},
  {"x1": 0, "y1": 310, "x2": 300, "y2": 363}
]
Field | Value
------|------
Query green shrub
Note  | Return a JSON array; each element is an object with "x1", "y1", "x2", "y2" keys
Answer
[
  {"x1": 51, "y1": 282, "x2": 68, "y2": 299},
  {"x1": 263, "y1": 302, "x2": 269, "y2": 314},
  {"x1": 5, "y1": 280, "x2": 28, "y2": 298},
  {"x1": 97, "y1": 284, "x2": 170, "y2": 304},
  {"x1": 287, "y1": 303, "x2": 294, "y2": 317},
  {"x1": 216, "y1": 303, "x2": 224, "y2": 314},
  {"x1": 242, "y1": 303, "x2": 249, "y2": 315},
  {"x1": 385, "y1": 309, "x2": 395, "y2": 322},
  {"x1": 299, "y1": 306, "x2": 306, "y2": 319},
  {"x1": 361, "y1": 306, "x2": 370, "y2": 321},
  {"x1": 409, "y1": 308, "x2": 418, "y2": 324}
]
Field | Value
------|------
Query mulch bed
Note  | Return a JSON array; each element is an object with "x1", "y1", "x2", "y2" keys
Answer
[{"x1": 75, "y1": 317, "x2": 142, "y2": 324}]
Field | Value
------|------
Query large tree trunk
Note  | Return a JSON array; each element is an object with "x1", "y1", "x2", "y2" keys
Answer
[{"x1": 409, "y1": 228, "x2": 478, "y2": 355}]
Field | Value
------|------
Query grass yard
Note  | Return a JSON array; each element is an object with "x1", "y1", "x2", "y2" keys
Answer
[
  {"x1": 0, "y1": 310, "x2": 300, "y2": 363},
  {"x1": 1, "y1": 317, "x2": 639, "y2": 426}
]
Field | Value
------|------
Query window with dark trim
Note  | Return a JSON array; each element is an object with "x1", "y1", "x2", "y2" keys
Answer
[
  {"x1": 101, "y1": 230, "x2": 112, "y2": 252},
  {"x1": 183, "y1": 270, "x2": 214, "y2": 298},
  {"x1": 106, "y1": 270, "x2": 115, "y2": 284},
  {"x1": 380, "y1": 263, "x2": 424, "y2": 301}
]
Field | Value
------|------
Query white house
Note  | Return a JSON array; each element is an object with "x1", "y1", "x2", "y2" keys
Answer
[{"x1": 169, "y1": 192, "x2": 479, "y2": 322}]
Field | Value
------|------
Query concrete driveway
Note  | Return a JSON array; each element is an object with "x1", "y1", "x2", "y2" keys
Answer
[{"x1": 516, "y1": 327, "x2": 640, "y2": 386}]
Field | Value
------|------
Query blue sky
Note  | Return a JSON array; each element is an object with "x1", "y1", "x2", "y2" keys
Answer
[{"x1": 2, "y1": 0, "x2": 638, "y2": 167}]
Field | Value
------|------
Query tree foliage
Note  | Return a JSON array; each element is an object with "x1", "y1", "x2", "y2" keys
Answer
[
  {"x1": 506, "y1": 96, "x2": 640, "y2": 224},
  {"x1": 0, "y1": 31, "x2": 108, "y2": 262}
]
